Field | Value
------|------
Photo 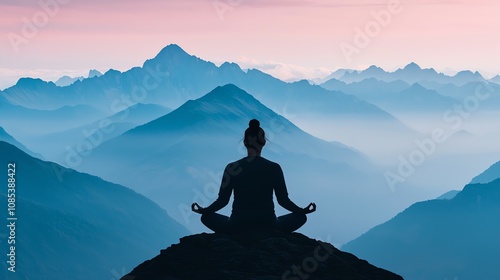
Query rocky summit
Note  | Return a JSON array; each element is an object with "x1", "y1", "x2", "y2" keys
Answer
[{"x1": 121, "y1": 230, "x2": 403, "y2": 280}]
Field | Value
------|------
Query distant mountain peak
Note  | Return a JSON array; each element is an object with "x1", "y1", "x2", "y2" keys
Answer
[
  {"x1": 490, "y1": 75, "x2": 500, "y2": 84},
  {"x1": 88, "y1": 69, "x2": 102, "y2": 78},
  {"x1": 403, "y1": 62, "x2": 421, "y2": 70},
  {"x1": 292, "y1": 79, "x2": 312, "y2": 86},
  {"x1": 217, "y1": 83, "x2": 240, "y2": 90},
  {"x1": 55, "y1": 75, "x2": 81, "y2": 87},
  {"x1": 367, "y1": 65, "x2": 382, "y2": 70},
  {"x1": 219, "y1": 61, "x2": 243, "y2": 71},
  {"x1": 14, "y1": 77, "x2": 58, "y2": 90},
  {"x1": 200, "y1": 84, "x2": 250, "y2": 102},
  {"x1": 103, "y1": 69, "x2": 122, "y2": 75},
  {"x1": 16, "y1": 77, "x2": 49, "y2": 86},
  {"x1": 361, "y1": 65, "x2": 387, "y2": 77},
  {"x1": 165, "y1": 43, "x2": 183, "y2": 50},
  {"x1": 156, "y1": 44, "x2": 190, "y2": 59},
  {"x1": 454, "y1": 70, "x2": 484, "y2": 79},
  {"x1": 409, "y1": 82, "x2": 426, "y2": 90},
  {"x1": 366, "y1": 65, "x2": 384, "y2": 71}
]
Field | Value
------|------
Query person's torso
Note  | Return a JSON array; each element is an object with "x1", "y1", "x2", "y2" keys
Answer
[{"x1": 229, "y1": 157, "x2": 278, "y2": 223}]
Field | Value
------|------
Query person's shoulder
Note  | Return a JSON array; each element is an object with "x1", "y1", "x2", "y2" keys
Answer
[
  {"x1": 229, "y1": 156, "x2": 281, "y2": 169},
  {"x1": 225, "y1": 157, "x2": 254, "y2": 169},
  {"x1": 260, "y1": 157, "x2": 282, "y2": 169},
  {"x1": 226, "y1": 159, "x2": 242, "y2": 169}
]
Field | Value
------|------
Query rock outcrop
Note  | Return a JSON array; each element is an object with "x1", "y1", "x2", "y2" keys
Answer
[{"x1": 121, "y1": 230, "x2": 403, "y2": 280}]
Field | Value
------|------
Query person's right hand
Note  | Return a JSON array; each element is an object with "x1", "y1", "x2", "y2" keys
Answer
[
  {"x1": 191, "y1": 203, "x2": 206, "y2": 214},
  {"x1": 302, "y1": 202, "x2": 316, "y2": 214}
]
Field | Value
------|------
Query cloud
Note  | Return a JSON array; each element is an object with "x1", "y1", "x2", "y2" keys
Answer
[{"x1": 234, "y1": 57, "x2": 333, "y2": 82}]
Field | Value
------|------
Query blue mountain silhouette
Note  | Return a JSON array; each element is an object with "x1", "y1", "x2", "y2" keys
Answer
[
  {"x1": 0, "y1": 126, "x2": 40, "y2": 158},
  {"x1": 36, "y1": 103, "x2": 172, "y2": 159},
  {"x1": 2, "y1": 44, "x2": 409, "y2": 125},
  {"x1": 1, "y1": 44, "x2": 414, "y2": 158},
  {"x1": 0, "y1": 141, "x2": 188, "y2": 280},
  {"x1": 337, "y1": 62, "x2": 486, "y2": 86},
  {"x1": 471, "y1": 160, "x2": 500, "y2": 184},
  {"x1": 55, "y1": 69, "x2": 103, "y2": 87},
  {"x1": 343, "y1": 168, "x2": 500, "y2": 279}
]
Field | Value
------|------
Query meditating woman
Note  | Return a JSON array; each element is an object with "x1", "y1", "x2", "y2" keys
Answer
[{"x1": 192, "y1": 119, "x2": 316, "y2": 234}]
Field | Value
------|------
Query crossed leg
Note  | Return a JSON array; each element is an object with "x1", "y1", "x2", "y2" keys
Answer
[{"x1": 201, "y1": 212, "x2": 307, "y2": 234}]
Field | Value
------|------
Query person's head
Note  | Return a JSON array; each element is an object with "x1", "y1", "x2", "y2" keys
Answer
[{"x1": 244, "y1": 119, "x2": 266, "y2": 154}]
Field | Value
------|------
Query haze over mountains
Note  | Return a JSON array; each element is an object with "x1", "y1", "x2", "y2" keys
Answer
[
  {"x1": 470, "y1": 160, "x2": 500, "y2": 184},
  {"x1": 343, "y1": 162, "x2": 500, "y2": 280},
  {"x1": 0, "y1": 126, "x2": 39, "y2": 158},
  {"x1": 4, "y1": 44, "x2": 490, "y2": 175},
  {"x1": 1, "y1": 43, "x2": 500, "y2": 280},
  {"x1": 55, "y1": 69, "x2": 103, "y2": 87},
  {"x1": 36, "y1": 103, "x2": 172, "y2": 158},
  {"x1": 77, "y1": 84, "x2": 403, "y2": 243},
  {"x1": 2, "y1": 45, "x2": 419, "y2": 163},
  {"x1": 0, "y1": 141, "x2": 188, "y2": 280}
]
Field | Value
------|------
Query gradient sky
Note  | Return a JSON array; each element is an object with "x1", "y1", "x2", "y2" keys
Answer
[{"x1": 1, "y1": 0, "x2": 499, "y2": 89}]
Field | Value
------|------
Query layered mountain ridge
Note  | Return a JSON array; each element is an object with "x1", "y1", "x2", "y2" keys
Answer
[
  {"x1": 0, "y1": 141, "x2": 188, "y2": 280},
  {"x1": 343, "y1": 175, "x2": 500, "y2": 280}
]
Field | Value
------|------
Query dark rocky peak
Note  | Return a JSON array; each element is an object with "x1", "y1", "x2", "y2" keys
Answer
[{"x1": 121, "y1": 230, "x2": 403, "y2": 280}]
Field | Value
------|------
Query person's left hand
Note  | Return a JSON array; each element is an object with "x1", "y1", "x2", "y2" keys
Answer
[
  {"x1": 302, "y1": 202, "x2": 316, "y2": 214},
  {"x1": 191, "y1": 203, "x2": 206, "y2": 214}
]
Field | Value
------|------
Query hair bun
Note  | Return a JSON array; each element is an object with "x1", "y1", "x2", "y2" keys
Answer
[{"x1": 249, "y1": 119, "x2": 260, "y2": 129}]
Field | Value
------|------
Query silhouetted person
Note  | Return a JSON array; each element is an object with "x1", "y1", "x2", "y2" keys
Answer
[{"x1": 192, "y1": 119, "x2": 316, "y2": 234}]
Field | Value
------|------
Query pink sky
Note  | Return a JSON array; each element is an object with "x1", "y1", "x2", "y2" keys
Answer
[{"x1": 1, "y1": 0, "x2": 499, "y2": 89}]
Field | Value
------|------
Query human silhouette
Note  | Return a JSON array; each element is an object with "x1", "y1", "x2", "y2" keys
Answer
[{"x1": 192, "y1": 119, "x2": 316, "y2": 234}]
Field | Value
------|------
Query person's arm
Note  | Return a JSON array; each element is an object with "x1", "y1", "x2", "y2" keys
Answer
[
  {"x1": 203, "y1": 165, "x2": 233, "y2": 213},
  {"x1": 274, "y1": 164, "x2": 304, "y2": 213}
]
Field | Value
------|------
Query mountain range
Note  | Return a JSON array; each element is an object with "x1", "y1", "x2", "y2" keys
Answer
[
  {"x1": 0, "y1": 45, "x2": 426, "y2": 177},
  {"x1": 321, "y1": 80, "x2": 457, "y2": 115},
  {"x1": 336, "y1": 63, "x2": 486, "y2": 86},
  {"x1": 55, "y1": 69, "x2": 103, "y2": 87},
  {"x1": 34, "y1": 103, "x2": 172, "y2": 158},
  {"x1": 342, "y1": 163, "x2": 500, "y2": 279},
  {"x1": 1, "y1": 44, "x2": 411, "y2": 124},
  {"x1": 0, "y1": 141, "x2": 188, "y2": 280},
  {"x1": 1, "y1": 42, "x2": 499, "y2": 280},
  {"x1": 74, "y1": 84, "x2": 406, "y2": 244},
  {"x1": 0, "y1": 97, "x2": 107, "y2": 138}
]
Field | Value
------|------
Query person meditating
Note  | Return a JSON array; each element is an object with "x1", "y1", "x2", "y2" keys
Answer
[{"x1": 192, "y1": 119, "x2": 316, "y2": 234}]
